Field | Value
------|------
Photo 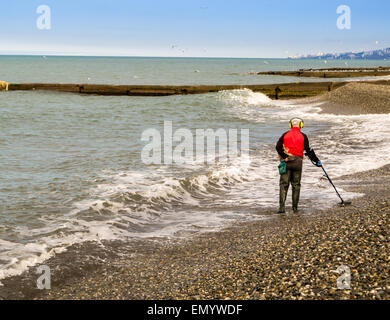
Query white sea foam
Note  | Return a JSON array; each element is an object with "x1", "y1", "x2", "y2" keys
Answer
[
  {"x1": 218, "y1": 88, "x2": 276, "y2": 106},
  {"x1": 0, "y1": 156, "x2": 256, "y2": 281}
]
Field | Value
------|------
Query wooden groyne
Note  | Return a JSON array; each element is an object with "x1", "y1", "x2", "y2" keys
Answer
[
  {"x1": 5, "y1": 81, "x2": 347, "y2": 99},
  {"x1": 3, "y1": 79, "x2": 390, "y2": 99},
  {"x1": 241, "y1": 67, "x2": 390, "y2": 78}
]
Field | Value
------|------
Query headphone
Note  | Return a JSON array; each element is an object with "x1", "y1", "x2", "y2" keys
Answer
[{"x1": 289, "y1": 118, "x2": 304, "y2": 129}]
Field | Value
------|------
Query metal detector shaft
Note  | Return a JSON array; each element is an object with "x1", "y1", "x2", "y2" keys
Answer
[{"x1": 321, "y1": 166, "x2": 345, "y2": 203}]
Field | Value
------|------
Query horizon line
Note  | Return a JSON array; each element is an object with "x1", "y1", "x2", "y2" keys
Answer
[
  {"x1": 0, "y1": 53, "x2": 387, "y2": 61},
  {"x1": 1, "y1": 46, "x2": 388, "y2": 60},
  {"x1": 0, "y1": 53, "x2": 290, "y2": 59}
]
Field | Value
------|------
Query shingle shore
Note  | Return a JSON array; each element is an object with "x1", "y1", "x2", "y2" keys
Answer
[
  {"x1": 30, "y1": 165, "x2": 389, "y2": 300},
  {"x1": 315, "y1": 82, "x2": 390, "y2": 114}
]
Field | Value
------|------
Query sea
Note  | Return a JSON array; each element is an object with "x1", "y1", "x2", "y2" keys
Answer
[{"x1": 1, "y1": 56, "x2": 390, "y2": 281}]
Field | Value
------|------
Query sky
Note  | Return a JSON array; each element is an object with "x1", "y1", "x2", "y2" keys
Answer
[{"x1": 0, "y1": 0, "x2": 389, "y2": 58}]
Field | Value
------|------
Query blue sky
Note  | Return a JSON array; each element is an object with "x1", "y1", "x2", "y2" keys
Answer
[{"x1": 0, "y1": 0, "x2": 389, "y2": 57}]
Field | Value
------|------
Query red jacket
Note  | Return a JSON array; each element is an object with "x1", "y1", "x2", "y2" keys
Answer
[{"x1": 276, "y1": 127, "x2": 309, "y2": 159}]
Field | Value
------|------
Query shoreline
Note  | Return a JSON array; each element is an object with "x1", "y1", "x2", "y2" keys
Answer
[{"x1": 1, "y1": 164, "x2": 389, "y2": 300}]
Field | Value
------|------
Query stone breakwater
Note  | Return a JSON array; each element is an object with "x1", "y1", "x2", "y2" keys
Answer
[
  {"x1": 3, "y1": 79, "x2": 390, "y2": 99},
  {"x1": 6, "y1": 81, "x2": 344, "y2": 99},
  {"x1": 240, "y1": 67, "x2": 390, "y2": 78}
]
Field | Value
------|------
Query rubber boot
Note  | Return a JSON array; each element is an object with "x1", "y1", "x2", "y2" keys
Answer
[
  {"x1": 291, "y1": 170, "x2": 302, "y2": 213},
  {"x1": 292, "y1": 189, "x2": 300, "y2": 213},
  {"x1": 279, "y1": 171, "x2": 290, "y2": 213}
]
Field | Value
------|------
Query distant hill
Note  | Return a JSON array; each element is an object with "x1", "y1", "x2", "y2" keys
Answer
[{"x1": 292, "y1": 48, "x2": 390, "y2": 60}]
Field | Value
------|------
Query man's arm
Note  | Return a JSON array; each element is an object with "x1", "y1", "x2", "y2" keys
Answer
[
  {"x1": 302, "y1": 133, "x2": 321, "y2": 166},
  {"x1": 276, "y1": 132, "x2": 289, "y2": 160}
]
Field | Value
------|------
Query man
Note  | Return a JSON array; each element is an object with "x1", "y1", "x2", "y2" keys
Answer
[{"x1": 275, "y1": 118, "x2": 322, "y2": 213}]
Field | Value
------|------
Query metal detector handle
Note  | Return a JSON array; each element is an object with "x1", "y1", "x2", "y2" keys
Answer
[{"x1": 321, "y1": 166, "x2": 345, "y2": 203}]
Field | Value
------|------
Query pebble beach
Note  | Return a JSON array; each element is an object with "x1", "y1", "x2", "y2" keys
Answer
[{"x1": 5, "y1": 164, "x2": 387, "y2": 300}]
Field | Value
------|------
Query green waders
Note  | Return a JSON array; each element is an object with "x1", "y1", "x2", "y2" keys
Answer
[{"x1": 279, "y1": 168, "x2": 302, "y2": 213}]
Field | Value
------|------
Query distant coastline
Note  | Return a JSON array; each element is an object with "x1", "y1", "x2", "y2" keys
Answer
[{"x1": 292, "y1": 47, "x2": 390, "y2": 60}]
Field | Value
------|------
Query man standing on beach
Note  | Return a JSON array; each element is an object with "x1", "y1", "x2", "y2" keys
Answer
[{"x1": 276, "y1": 118, "x2": 322, "y2": 213}]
